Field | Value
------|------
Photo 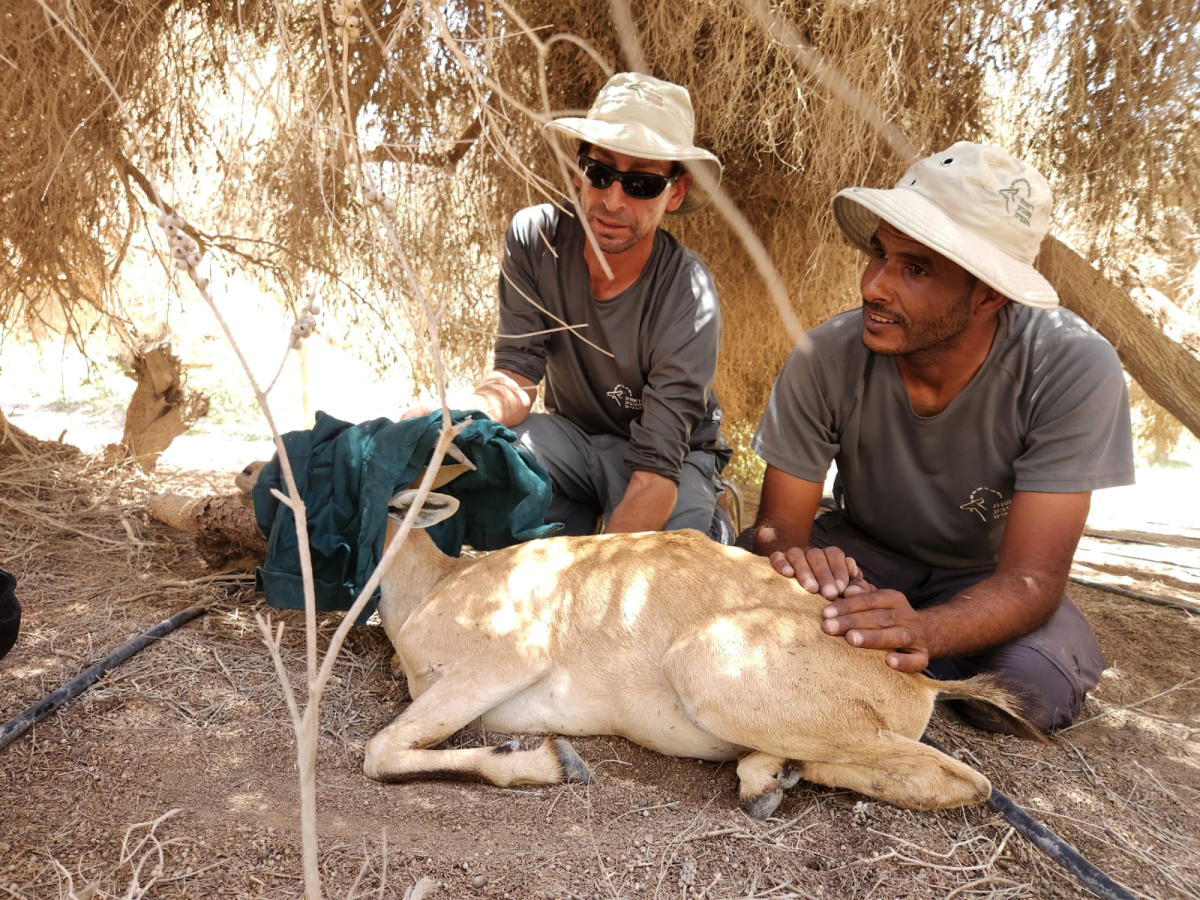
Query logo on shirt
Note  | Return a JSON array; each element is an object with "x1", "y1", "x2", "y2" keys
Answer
[
  {"x1": 959, "y1": 487, "x2": 1011, "y2": 523},
  {"x1": 606, "y1": 384, "x2": 642, "y2": 411}
]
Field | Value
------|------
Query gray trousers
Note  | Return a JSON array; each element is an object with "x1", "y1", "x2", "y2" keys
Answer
[
  {"x1": 512, "y1": 413, "x2": 720, "y2": 536},
  {"x1": 808, "y1": 512, "x2": 1106, "y2": 733}
]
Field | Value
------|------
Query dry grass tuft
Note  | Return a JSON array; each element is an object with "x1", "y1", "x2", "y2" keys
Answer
[{"x1": 3, "y1": 2, "x2": 1199, "y2": 465}]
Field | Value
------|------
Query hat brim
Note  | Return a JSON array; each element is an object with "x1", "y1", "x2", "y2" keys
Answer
[
  {"x1": 544, "y1": 120, "x2": 722, "y2": 215},
  {"x1": 832, "y1": 187, "x2": 1059, "y2": 309}
]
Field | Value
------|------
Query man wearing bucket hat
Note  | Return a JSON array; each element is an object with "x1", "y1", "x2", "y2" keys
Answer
[
  {"x1": 748, "y1": 142, "x2": 1135, "y2": 733},
  {"x1": 411, "y1": 73, "x2": 733, "y2": 537}
]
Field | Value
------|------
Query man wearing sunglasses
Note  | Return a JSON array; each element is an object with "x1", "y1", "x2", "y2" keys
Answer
[{"x1": 430, "y1": 73, "x2": 732, "y2": 538}]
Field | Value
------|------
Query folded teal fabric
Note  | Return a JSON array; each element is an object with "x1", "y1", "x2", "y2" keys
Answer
[{"x1": 251, "y1": 410, "x2": 557, "y2": 621}]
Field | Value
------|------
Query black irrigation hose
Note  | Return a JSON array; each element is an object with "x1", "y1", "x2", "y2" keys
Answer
[
  {"x1": 0, "y1": 596, "x2": 217, "y2": 752},
  {"x1": 1070, "y1": 575, "x2": 1200, "y2": 615},
  {"x1": 985, "y1": 787, "x2": 1136, "y2": 900},
  {"x1": 923, "y1": 737, "x2": 1136, "y2": 900}
]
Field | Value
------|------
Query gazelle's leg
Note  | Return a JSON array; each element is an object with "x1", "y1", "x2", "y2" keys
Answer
[
  {"x1": 736, "y1": 752, "x2": 801, "y2": 819},
  {"x1": 797, "y1": 732, "x2": 990, "y2": 810},
  {"x1": 363, "y1": 673, "x2": 591, "y2": 787}
]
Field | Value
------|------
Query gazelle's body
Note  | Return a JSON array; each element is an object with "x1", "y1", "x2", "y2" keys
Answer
[{"x1": 366, "y1": 492, "x2": 1032, "y2": 815}]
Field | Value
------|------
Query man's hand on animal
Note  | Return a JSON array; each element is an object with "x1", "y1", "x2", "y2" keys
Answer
[
  {"x1": 819, "y1": 588, "x2": 930, "y2": 672},
  {"x1": 767, "y1": 544, "x2": 868, "y2": 600}
]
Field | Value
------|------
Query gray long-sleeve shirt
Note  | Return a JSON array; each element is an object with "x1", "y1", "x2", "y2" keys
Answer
[{"x1": 492, "y1": 204, "x2": 730, "y2": 483}]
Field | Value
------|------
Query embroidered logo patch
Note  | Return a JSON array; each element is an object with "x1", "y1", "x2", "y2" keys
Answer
[
  {"x1": 959, "y1": 487, "x2": 1011, "y2": 523},
  {"x1": 606, "y1": 384, "x2": 643, "y2": 411},
  {"x1": 999, "y1": 178, "x2": 1035, "y2": 226}
]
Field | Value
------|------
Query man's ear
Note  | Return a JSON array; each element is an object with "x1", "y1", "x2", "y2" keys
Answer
[
  {"x1": 974, "y1": 283, "x2": 1010, "y2": 317},
  {"x1": 664, "y1": 173, "x2": 693, "y2": 213}
]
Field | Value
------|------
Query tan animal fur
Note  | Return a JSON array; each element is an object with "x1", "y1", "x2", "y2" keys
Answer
[{"x1": 365, "y1": 489, "x2": 1036, "y2": 816}]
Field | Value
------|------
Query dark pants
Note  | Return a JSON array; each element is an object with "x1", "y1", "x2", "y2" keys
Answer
[
  {"x1": 512, "y1": 413, "x2": 725, "y2": 538},
  {"x1": 744, "y1": 513, "x2": 1106, "y2": 733}
]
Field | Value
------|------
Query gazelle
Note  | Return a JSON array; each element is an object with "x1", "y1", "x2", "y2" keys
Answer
[{"x1": 365, "y1": 479, "x2": 1036, "y2": 816}]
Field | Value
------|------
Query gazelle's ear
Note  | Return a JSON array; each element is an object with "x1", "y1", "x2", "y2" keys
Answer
[
  {"x1": 235, "y1": 460, "x2": 268, "y2": 494},
  {"x1": 387, "y1": 490, "x2": 460, "y2": 529}
]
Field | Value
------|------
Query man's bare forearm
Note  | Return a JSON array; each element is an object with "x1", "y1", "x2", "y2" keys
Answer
[
  {"x1": 916, "y1": 490, "x2": 1087, "y2": 659},
  {"x1": 468, "y1": 370, "x2": 537, "y2": 427},
  {"x1": 605, "y1": 470, "x2": 677, "y2": 533},
  {"x1": 917, "y1": 569, "x2": 1066, "y2": 660},
  {"x1": 750, "y1": 467, "x2": 824, "y2": 556}
]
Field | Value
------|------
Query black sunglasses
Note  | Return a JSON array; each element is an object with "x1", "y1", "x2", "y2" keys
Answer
[{"x1": 577, "y1": 156, "x2": 679, "y2": 200}]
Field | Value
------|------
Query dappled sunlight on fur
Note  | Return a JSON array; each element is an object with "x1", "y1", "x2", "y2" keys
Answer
[{"x1": 366, "y1": 489, "x2": 1036, "y2": 813}]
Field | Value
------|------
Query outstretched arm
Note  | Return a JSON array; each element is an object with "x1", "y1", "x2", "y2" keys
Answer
[
  {"x1": 821, "y1": 490, "x2": 1091, "y2": 671},
  {"x1": 400, "y1": 368, "x2": 537, "y2": 428}
]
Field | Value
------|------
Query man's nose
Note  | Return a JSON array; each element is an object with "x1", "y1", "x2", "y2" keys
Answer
[
  {"x1": 861, "y1": 259, "x2": 895, "y2": 301},
  {"x1": 596, "y1": 179, "x2": 628, "y2": 209}
]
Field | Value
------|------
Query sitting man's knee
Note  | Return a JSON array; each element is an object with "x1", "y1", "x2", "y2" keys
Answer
[
  {"x1": 949, "y1": 690, "x2": 1073, "y2": 735},
  {"x1": 1010, "y1": 675, "x2": 1082, "y2": 733},
  {"x1": 939, "y1": 647, "x2": 1087, "y2": 734}
]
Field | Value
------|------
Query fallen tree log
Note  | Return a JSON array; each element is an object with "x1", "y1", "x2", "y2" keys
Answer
[
  {"x1": 1039, "y1": 237, "x2": 1200, "y2": 439},
  {"x1": 149, "y1": 492, "x2": 265, "y2": 570}
]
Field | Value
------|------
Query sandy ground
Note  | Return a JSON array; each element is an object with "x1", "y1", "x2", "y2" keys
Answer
[{"x1": 0, "y1": 406, "x2": 1197, "y2": 900}]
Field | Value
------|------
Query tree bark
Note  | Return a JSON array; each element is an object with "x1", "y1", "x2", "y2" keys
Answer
[
  {"x1": 148, "y1": 492, "x2": 266, "y2": 570},
  {"x1": 0, "y1": 408, "x2": 36, "y2": 457},
  {"x1": 1038, "y1": 237, "x2": 1200, "y2": 439},
  {"x1": 115, "y1": 343, "x2": 210, "y2": 472},
  {"x1": 149, "y1": 493, "x2": 266, "y2": 549}
]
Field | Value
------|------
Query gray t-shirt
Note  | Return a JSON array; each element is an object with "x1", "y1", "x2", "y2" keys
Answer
[
  {"x1": 493, "y1": 204, "x2": 730, "y2": 483},
  {"x1": 753, "y1": 304, "x2": 1135, "y2": 569}
]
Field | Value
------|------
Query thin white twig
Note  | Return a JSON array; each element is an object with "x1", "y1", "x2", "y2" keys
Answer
[{"x1": 1058, "y1": 675, "x2": 1200, "y2": 732}]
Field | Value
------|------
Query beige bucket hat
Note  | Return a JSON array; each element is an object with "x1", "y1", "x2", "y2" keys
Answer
[
  {"x1": 832, "y1": 142, "x2": 1059, "y2": 309},
  {"x1": 544, "y1": 72, "x2": 723, "y2": 215}
]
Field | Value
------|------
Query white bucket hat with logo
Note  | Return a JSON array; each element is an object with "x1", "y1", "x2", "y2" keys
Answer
[
  {"x1": 832, "y1": 142, "x2": 1058, "y2": 309},
  {"x1": 543, "y1": 72, "x2": 723, "y2": 215}
]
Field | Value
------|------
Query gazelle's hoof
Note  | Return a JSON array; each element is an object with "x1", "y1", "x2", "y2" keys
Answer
[
  {"x1": 742, "y1": 788, "x2": 783, "y2": 820},
  {"x1": 551, "y1": 738, "x2": 592, "y2": 784},
  {"x1": 777, "y1": 761, "x2": 801, "y2": 790}
]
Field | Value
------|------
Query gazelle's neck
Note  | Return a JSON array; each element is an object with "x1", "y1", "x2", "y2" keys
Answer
[{"x1": 377, "y1": 526, "x2": 463, "y2": 633}]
